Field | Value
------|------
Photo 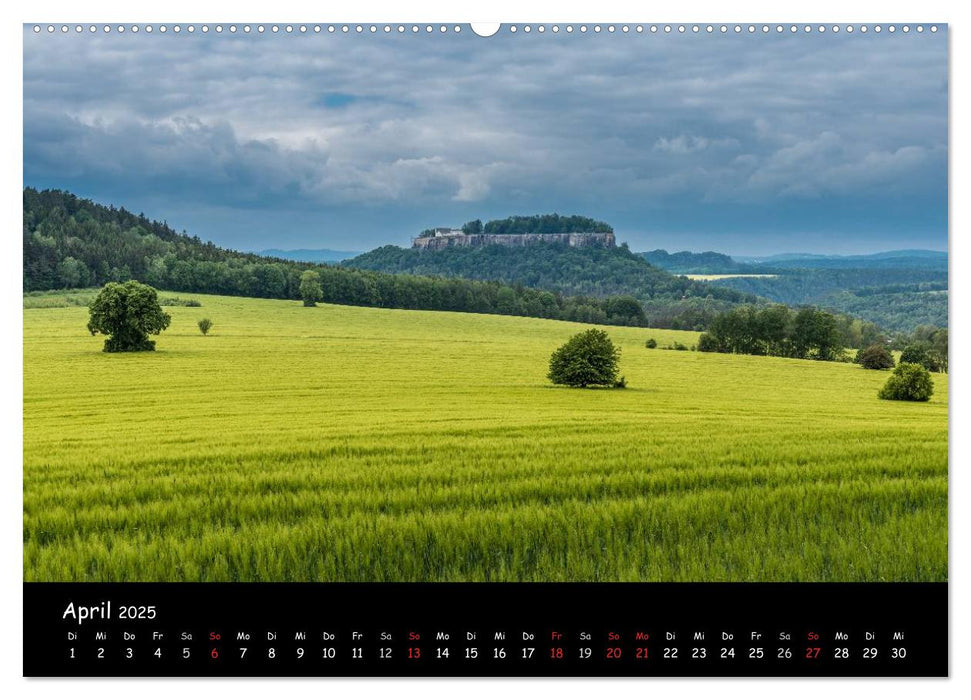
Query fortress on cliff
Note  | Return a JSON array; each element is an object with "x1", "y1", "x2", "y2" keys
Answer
[{"x1": 412, "y1": 228, "x2": 616, "y2": 251}]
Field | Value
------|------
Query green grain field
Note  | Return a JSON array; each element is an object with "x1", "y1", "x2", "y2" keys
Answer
[{"x1": 23, "y1": 293, "x2": 948, "y2": 582}]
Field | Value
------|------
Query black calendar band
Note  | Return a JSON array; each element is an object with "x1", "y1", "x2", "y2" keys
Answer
[{"x1": 24, "y1": 582, "x2": 947, "y2": 677}]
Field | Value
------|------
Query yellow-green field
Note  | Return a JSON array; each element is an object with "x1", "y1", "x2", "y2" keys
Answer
[{"x1": 23, "y1": 292, "x2": 947, "y2": 582}]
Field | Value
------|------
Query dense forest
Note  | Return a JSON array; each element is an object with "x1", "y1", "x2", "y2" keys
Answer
[
  {"x1": 709, "y1": 268, "x2": 948, "y2": 332},
  {"x1": 345, "y1": 242, "x2": 760, "y2": 330},
  {"x1": 480, "y1": 214, "x2": 613, "y2": 235},
  {"x1": 22, "y1": 188, "x2": 650, "y2": 328},
  {"x1": 640, "y1": 249, "x2": 772, "y2": 275},
  {"x1": 824, "y1": 287, "x2": 948, "y2": 332}
]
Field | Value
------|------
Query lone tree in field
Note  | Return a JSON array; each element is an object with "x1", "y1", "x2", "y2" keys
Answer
[
  {"x1": 548, "y1": 329, "x2": 623, "y2": 388},
  {"x1": 87, "y1": 281, "x2": 171, "y2": 352},
  {"x1": 299, "y1": 270, "x2": 323, "y2": 307},
  {"x1": 855, "y1": 344, "x2": 895, "y2": 370},
  {"x1": 197, "y1": 318, "x2": 213, "y2": 336},
  {"x1": 878, "y1": 363, "x2": 934, "y2": 402}
]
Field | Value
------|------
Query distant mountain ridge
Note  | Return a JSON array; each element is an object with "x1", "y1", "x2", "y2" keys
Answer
[
  {"x1": 737, "y1": 249, "x2": 946, "y2": 262},
  {"x1": 735, "y1": 249, "x2": 947, "y2": 270},
  {"x1": 641, "y1": 248, "x2": 946, "y2": 274}
]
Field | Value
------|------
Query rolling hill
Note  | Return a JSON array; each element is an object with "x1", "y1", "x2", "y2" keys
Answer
[
  {"x1": 640, "y1": 246, "x2": 947, "y2": 332},
  {"x1": 709, "y1": 268, "x2": 948, "y2": 332},
  {"x1": 639, "y1": 249, "x2": 772, "y2": 275},
  {"x1": 344, "y1": 243, "x2": 757, "y2": 330}
]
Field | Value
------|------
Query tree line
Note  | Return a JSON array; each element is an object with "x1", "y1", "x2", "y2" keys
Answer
[
  {"x1": 698, "y1": 303, "x2": 948, "y2": 369},
  {"x1": 698, "y1": 305, "x2": 866, "y2": 361}
]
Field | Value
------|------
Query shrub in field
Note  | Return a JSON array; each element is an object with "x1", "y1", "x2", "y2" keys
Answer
[
  {"x1": 900, "y1": 343, "x2": 941, "y2": 373},
  {"x1": 198, "y1": 318, "x2": 213, "y2": 336},
  {"x1": 299, "y1": 270, "x2": 323, "y2": 307},
  {"x1": 878, "y1": 363, "x2": 934, "y2": 402},
  {"x1": 645, "y1": 338, "x2": 657, "y2": 349},
  {"x1": 86, "y1": 281, "x2": 171, "y2": 352},
  {"x1": 548, "y1": 329, "x2": 621, "y2": 388},
  {"x1": 697, "y1": 332, "x2": 721, "y2": 353},
  {"x1": 159, "y1": 296, "x2": 202, "y2": 307},
  {"x1": 855, "y1": 344, "x2": 895, "y2": 370}
]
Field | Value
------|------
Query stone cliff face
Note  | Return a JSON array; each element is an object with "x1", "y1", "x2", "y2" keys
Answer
[{"x1": 412, "y1": 232, "x2": 615, "y2": 250}]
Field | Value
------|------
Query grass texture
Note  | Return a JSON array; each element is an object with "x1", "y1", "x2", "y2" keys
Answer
[{"x1": 23, "y1": 293, "x2": 947, "y2": 582}]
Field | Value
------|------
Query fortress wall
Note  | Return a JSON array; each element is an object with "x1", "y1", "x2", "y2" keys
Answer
[{"x1": 412, "y1": 232, "x2": 615, "y2": 250}]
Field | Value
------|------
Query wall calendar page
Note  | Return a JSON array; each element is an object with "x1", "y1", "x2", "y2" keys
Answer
[{"x1": 20, "y1": 17, "x2": 950, "y2": 683}]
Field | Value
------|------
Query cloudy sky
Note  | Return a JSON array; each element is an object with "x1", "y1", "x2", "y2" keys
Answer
[{"x1": 23, "y1": 26, "x2": 947, "y2": 255}]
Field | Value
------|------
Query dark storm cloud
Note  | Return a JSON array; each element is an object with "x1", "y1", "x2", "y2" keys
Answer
[{"x1": 23, "y1": 27, "x2": 947, "y2": 254}]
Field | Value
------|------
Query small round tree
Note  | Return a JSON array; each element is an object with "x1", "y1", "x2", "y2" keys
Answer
[
  {"x1": 548, "y1": 329, "x2": 622, "y2": 388},
  {"x1": 198, "y1": 318, "x2": 213, "y2": 336},
  {"x1": 299, "y1": 270, "x2": 323, "y2": 307},
  {"x1": 87, "y1": 281, "x2": 171, "y2": 352},
  {"x1": 878, "y1": 363, "x2": 934, "y2": 402},
  {"x1": 645, "y1": 338, "x2": 657, "y2": 349},
  {"x1": 855, "y1": 344, "x2": 895, "y2": 370}
]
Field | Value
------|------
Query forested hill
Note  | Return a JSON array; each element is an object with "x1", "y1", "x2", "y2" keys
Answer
[
  {"x1": 21, "y1": 187, "x2": 694, "y2": 329},
  {"x1": 639, "y1": 249, "x2": 770, "y2": 275},
  {"x1": 637, "y1": 246, "x2": 946, "y2": 332},
  {"x1": 710, "y1": 269, "x2": 948, "y2": 332},
  {"x1": 344, "y1": 243, "x2": 759, "y2": 329}
]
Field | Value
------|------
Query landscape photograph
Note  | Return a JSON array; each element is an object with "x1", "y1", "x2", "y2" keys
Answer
[{"x1": 23, "y1": 24, "x2": 947, "y2": 583}]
